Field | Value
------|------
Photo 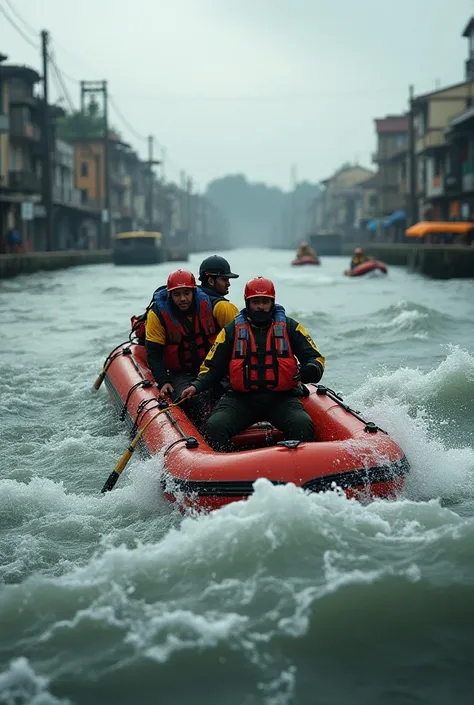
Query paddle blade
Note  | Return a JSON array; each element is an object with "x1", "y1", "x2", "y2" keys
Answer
[{"x1": 101, "y1": 471, "x2": 120, "y2": 493}]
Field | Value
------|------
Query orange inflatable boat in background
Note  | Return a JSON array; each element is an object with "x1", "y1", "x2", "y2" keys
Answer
[
  {"x1": 344, "y1": 260, "x2": 388, "y2": 277},
  {"x1": 97, "y1": 341, "x2": 409, "y2": 511},
  {"x1": 291, "y1": 255, "x2": 320, "y2": 266}
]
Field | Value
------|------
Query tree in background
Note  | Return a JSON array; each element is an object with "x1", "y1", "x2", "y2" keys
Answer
[
  {"x1": 57, "y1": 97, "x2": 121, "y2": 141},
  {"x1": 206, "y1": 174, "x2": 320, "y2": 248}
]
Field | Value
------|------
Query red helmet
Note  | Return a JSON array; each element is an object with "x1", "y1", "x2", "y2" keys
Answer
[
  {"x1": 354, "y1": 247, "x2": 363, "y2": 255},
  {"x1": 244, "y1": 277, "x2": 276, "y2": 300},
  {"x1": 167, "y1": 269, "x2": 197, "y2": 292}
]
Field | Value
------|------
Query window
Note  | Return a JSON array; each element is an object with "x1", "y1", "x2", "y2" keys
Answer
[
  {"x1": 80, "y1": 161, "x2": 89, "y2": 177},
  {"x1": 81, "y1": 189, "x2": 88, "y2": 204},
  {"x1": 396, "y1": 135, "x2": 406, "y2": 149}
]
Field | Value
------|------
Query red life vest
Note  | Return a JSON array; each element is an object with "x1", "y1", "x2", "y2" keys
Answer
[
  {"x1": 153, "y1": 287, "x2": 218, "y2": 371},
  {"x1": 229, "y1": 305, "x2": 298, "y2": 392}
]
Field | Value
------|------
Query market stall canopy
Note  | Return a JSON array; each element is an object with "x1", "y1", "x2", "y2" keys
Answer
[{"x1": 405, "y1": 221, "x2": 474, "y2": 237}]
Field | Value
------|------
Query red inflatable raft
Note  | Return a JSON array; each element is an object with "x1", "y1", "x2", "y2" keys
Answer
[
  {"x1": 98, "y1": 342, "x2": 409, "y2": 511},
  {"x1": 292, "y1": 255, "x2": 320, "y2": 266},
  {"x1": 344, "y1": 260, "x2": 388, "y2": 277}
]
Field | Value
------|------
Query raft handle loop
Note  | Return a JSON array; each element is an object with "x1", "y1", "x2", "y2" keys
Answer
[
  {"x1": 92, "y1": 342, "x2": 132, "y2": 390},
  {"x1": 130, "y1": 399, "x2": 161, "y2": 437},
  {"x1": 119, "y1": 379, "x2": 153, "y2": 421},
  {"x1": 312, "y1": 384, "x2": 387, "y2": 435}
]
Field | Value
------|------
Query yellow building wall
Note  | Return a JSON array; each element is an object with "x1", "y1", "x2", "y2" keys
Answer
[
  {"x1": 428, "y1": 83, "x2": 474, "y2": 129},
  {"x1": 74, "y1": 142, "x2": 105, "y2": 201}
]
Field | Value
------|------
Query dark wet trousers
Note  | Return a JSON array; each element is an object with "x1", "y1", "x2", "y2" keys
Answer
[
  {"x1": 168, "y1": 371, "x2": 223, "y2": 428},
  {"x1": 205, "y1": 391, "x2": 315, "y2": 451},
  {"x1": 168, "y1": 371, "x2": 210, "y2": 426}
]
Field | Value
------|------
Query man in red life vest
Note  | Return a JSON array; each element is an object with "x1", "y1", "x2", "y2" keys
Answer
[
  {"x1": 180, "y1": 276, "x2": 325, "y2": 451},
  {"x1": 145, "y1": 269, "x2": 226, "y2": 408}
]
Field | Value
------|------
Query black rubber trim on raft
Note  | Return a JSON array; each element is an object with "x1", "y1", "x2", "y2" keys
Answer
[{"x1": 162, "y1": 455, "x2": 410, "y2": 497}]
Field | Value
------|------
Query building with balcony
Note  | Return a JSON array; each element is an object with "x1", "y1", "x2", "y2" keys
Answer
[
  {"x1": 411, "y1": 19, "x2": 474, "y2": 220},
  {"x1": 373, "y1": 115, "x2": 409, "y2": 221},
  {"x1": 0, "y1": 62, "x2": 43, "y2": 250},
  {"x1": 311, "y1": 164, "x2": 375, "y2": 241}
]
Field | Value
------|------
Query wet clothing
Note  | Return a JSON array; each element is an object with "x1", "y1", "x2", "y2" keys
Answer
[
  {"x1": 193, "y1": 309, "x2": 325, "y2": 394},
  {"x1": 191, "y1": 306, "x2": 325, "y2": 451},
  {"x1": 207, "y1": 392, "x2": 315, "y2": 451},
  {"x1": 152, "y1": 286, "x2": 218, "y2": 372},
  {"x1": 296, "y1": 245, "x2": 317, "y2": 259},
  {"x1": 145, "y1": 287, "x2": 239, "y2": 389},
  {"x1": 165, "y1": 371, "x2": 212, "y2": 428},
  {"x1": 230, "y1": 304, "x2": 298, "y2": 392}
]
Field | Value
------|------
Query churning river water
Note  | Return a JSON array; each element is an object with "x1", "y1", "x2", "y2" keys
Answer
[{"x1": 1, "y1": 249, "x2": 473, "y2": 705}]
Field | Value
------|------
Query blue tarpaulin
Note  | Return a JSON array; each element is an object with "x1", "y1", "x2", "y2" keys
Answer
[{"x1": 387, "y1": 210, "x2": 406, "y2": 225}]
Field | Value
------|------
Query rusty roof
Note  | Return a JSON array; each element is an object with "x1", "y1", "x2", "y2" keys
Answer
[{"x1": 374, "y1": 116, "x2": 409, "y2": 133}]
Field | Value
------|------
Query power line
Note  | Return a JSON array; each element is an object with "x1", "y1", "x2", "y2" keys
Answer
[
  {"x1": 49, "y1": 50, "x2": 76, "y2": 112},
  {"x1": 4, "y1": 0, "x2": 38, "y2": 37},
  {"x1": 0, "y1": 3, "x2": 39, "y2": 49},
  {"x1": 108, "y1": 94, "x2": 148, "y2": 142},
  {"x1": 2, "y1": 2, "x2": 187, "y2": 185}
]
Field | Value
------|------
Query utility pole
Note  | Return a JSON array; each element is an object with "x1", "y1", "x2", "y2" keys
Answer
[
  {"x1": 41, "y1": 30, "x2": 54, "y2": 251},
  {"x1": 408, "y1": 84, "x2": 417, "y2": 226},
  {"x1": 146, "y1": 135, "x2": 160, "y2": 231},
  {"x1": 186, "y1": 177, "x2": 193, "y2": 235},
  {"x1": 290, "y1": 164, "x2": 297, "y2": 246},
  {"x1": 80, "y1": 80, "x2": 110, "y2": 247}
]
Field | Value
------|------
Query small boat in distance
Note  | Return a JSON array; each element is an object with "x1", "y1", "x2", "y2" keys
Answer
[
  {"x1": 113, "y1": 231, "x2": 164, "y2": 266},
  {"x1": 345, "y1": 260, "x2": 388, "y2": 277},
  {"x1": 292, "y1": 255, "x2": 321, "y2": 266}
]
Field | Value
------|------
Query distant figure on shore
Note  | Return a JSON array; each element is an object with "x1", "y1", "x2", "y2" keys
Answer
[
  {"x1": 296, "y1": 241, "x2": 318, "y2": 259},
  {"x1": 6, "y1": 228, "x2": 23, "y2": 254},
  {"x1": 350, "y1": 247, "x2": 371, "y2": 269}
]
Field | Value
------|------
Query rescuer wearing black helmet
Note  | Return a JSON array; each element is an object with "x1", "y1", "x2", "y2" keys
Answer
[{"x1": 198, "y1": 255, "x2": 240, "y2": 328}]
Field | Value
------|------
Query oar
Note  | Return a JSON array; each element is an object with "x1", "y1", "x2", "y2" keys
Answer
[{"x1": 101, "y1": 399, "x2": 185, "y2": 493}]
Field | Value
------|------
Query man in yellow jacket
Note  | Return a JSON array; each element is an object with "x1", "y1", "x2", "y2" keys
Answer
[{"x1": 146, "y1": 261, "x2": 239, "y2": 404}]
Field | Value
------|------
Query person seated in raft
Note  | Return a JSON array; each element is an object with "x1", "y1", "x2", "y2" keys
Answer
[
  {"x1": 197, "y1": 255, "x2": 240, "y2": 325},
  {"x1": 180, "y1": 276, "x2": 325, "y2": 451},
  {"x1": 350, "y1": 247, "x2": 372, "y2": 269},
  {"x1": 296, "y1": 240, "x2": 318, "y2": 259},
  {"x1": 145, "y1": 269, "x2": 236, "y2": 421}
]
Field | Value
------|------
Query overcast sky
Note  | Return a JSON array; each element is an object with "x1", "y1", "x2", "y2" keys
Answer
[{"x1": 2, "y1": 0, "x2": 473, "y2": 190}]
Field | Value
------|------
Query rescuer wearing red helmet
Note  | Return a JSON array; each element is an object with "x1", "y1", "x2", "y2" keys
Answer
[
  {"x1": 145, "y1": 269, "x2": 223, "y2": 408},
  {"x1": 180, "y1": 276, "x2": 325, "y2": 451},
  {"x1": 350, "y1": 247, "x2": 371, "y2": 269}
]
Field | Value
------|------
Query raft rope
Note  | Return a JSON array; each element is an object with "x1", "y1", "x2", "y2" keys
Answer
[
  {"x1": 312, "y1": 384, "x2": 387, "y2": 434},
  {"x1": 129, "y1": 398, "x2": 162, "y2": 438}
]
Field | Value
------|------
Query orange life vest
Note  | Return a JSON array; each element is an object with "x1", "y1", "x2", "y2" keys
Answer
[
  {"x1": 152, "y1": 287, "x2": 218, "y2": 371},
  {"x1": 229, "y1": 305, "x2": 298, "y2": 392}
]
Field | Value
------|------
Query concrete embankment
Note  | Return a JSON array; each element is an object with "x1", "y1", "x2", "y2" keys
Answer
[
  {"x1": 0, "y1": 250, "x2": 112, "y2": 279},
  {"x1": 342, "y1": 243, "x2": 474, "y2": 279}
]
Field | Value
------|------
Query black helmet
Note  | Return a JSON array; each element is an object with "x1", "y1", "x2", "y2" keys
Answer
[{"x1": 199, "y1": 255, "x2": 239, "y2": 280}]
